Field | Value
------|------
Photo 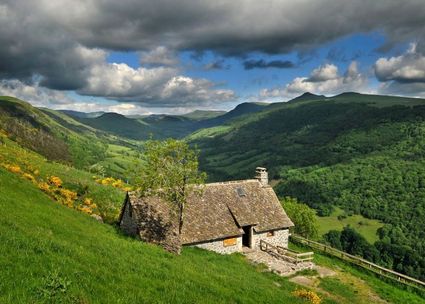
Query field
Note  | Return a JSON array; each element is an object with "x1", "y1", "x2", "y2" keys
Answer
[{"x1": 316, "y1": 208, "x2": 384, "y2": 243}]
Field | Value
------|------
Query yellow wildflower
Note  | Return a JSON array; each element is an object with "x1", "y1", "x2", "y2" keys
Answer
[
  {"x1": 48, "y1": 176, "x2": 63, "y2": 187},
  {"x1": 22, "y1": 173, "x2": 36, "y2": 183},
  {"x1": 5, "y1": 164, "x2": 21, "y2": 173},
  {"x1": 292, "y1": 289, "x2": 321, "y2": 304}
]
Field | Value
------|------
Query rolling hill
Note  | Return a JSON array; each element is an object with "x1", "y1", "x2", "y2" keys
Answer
[
  {"x1": 65, "y1": 102, "x2": 267, "y2": 140},
  {"x1": 1, "y1": 159, "x2": 422, "y2": 303},
  {"x1": 188, "y1": 92, "x2": 425, "y2": 280}
]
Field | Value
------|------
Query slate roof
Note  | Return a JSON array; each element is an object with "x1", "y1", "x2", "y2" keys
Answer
[{"x1": 125, "y1": 179, "x2": 294, "y2": 245}]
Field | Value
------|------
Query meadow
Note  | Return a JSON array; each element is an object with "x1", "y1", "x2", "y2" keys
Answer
[{"x1": 316, "y1": 208, "x2": 384, "y2": 243}]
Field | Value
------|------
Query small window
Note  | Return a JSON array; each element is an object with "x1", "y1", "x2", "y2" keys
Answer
[
  {"x1": 223, "y1": 237, "x2": 237, "y2": 247},
  {"x1": 236, "y1": 187, "x2": 246, "y2": 197},
  {"x1": 267, "y1": 231, "x2": 275, "y2": 237}
]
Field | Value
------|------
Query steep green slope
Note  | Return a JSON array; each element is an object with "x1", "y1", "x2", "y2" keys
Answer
[
  {"x1": 1, "y1": 168, "x2": 422, "y2": 303},
  {"x1": 0, "y1": 132, "x2": 125, "y2": 223},
  {"x1": 0, "y1": 168, "x2": 306, "y2": 303},
  {"x1": 0, "y1": 96, "x2": 107, "y2": 168},
  {"x1": 189, "y1": 93, "x2": 425, "y2": 280}
]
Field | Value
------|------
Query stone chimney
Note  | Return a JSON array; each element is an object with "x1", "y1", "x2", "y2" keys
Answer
[{"x1": 255, "y1": 167, "x2": 268, "y2": 186}]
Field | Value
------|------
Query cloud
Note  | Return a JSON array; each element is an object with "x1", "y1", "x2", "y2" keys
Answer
[
  {"x1": 203, "y1": 59, "x2": 229, "y2": 70},
  {"x1": 1, "y1": 0, "x2": 425, "y2": 109},
  {"x1": 307, "y1": 64, "x2": 339, "y2": 82},
  {"x1": 375, "y1": 43, "x2": 425, "y2": 96},
  {"x1": 140, "y1": 46, "x2": 179, "y2": 66},
  {"x1": 77, "y1": 63, "x2": 235, "y2": 107},
  {"x1": 0, "y1": 79, "x2": 76, "y2": 107},
  {"x1": 79, "y1": 63, "x2": 178, "y2": 99},
  {"x1": 375, "y1": 43, "x2": 425, "y2": 83},
  {"x1": 243, "y1": 59, "x2": 295, "y2": 70},
  {"x1": 159, "y1": 76, "x2": 236, "y2": 107},
  {"x1": 260, "y1": 61, "x2": 367, "y2": 99}
]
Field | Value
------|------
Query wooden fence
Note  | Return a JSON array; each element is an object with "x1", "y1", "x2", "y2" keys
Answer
[
  {"x1": 260, "y1": 239, "x2": 314, "y2": 264},
  {"x1": 291, "y1": 234, "x2": 425, "y2": 291}
]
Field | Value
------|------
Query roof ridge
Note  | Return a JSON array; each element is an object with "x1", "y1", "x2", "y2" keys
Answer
[{"x1": 205, "y1": 179, "x2": 259, "y2": 186}]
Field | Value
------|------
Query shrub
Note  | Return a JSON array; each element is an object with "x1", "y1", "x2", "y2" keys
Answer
[
  {"x1": 5, "y1": 164, "x2": 21, "y2": 173},
  {"x1": 292, "y1": 289, "x2": 321, "y2": 304},
  {"x1": 22, "y1": 173, "x2": 36, "y2": 183},
  {"x1": 38, "y1": 182, "x2": 50, "y2": 193},
  {"x1": 48, "y1": 176, "x2": 63, "y2": 187}
]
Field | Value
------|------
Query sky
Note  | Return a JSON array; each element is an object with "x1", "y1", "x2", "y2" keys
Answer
[{"x1": 1, "y1": 0, "x2": 425, "y2": 115}]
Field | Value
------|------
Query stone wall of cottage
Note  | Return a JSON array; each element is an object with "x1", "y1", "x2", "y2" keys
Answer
[
  {"x1": 194, "y1": 236, "x2": 242, "y2": 254},
  {"x1": 136, "y1": 202, "x2": 181, "y2": 254},
  {"x1": 253, "y1": 229, "x2": 289, "y2": 249},
  {"x1": 120, "y1": 200, "x2": 138, "y2": 236}
]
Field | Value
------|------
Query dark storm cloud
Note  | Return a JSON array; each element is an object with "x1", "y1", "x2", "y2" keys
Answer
[
  {"x1": 243, "y1": 59, "x2": 295, "y2": 70},
  {"x1": 0, "y1": 0, "x2": 425, "y2": 101}
]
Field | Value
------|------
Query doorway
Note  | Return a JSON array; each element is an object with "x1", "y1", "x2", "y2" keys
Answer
[{"x1": 242, "y1": 226, "x2": 252, "y2": 248}]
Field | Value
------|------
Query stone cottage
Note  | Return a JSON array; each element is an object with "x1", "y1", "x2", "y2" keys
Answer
[{"x1": 119, "y1": 167, "x2": 294, "y2": 254}]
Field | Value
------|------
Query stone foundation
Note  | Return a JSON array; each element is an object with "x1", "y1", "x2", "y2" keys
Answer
[
  {"x1": 253, "y1": 229, "x2": 289, "y2": 249},
  {"x1": 193, "y1": 236, "x2": 242, "y2": 254}
]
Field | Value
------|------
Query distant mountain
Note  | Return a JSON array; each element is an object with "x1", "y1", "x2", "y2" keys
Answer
[
  {"x1": 75, "y1": 112, "x2": 150, "y2": 140},
  {"x1": 61, "y1": 102, "x2": 268, "y2": 140},
  {"x1": 60, "y1": 109, "x2": 105, "y2": 118},
  {"x1": 287, "y1": 92, "x2": 325, "y2": 103},
  {"x1": 195, "y1": 102, "x2": 268, "y2": 129},
  {"x1": 181, "y1": 110, "x2": 226, "y2": 121}
]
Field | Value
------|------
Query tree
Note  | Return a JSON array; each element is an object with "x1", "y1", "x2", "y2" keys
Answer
[
  {"x1": 281, "y1": 196, "x2": 318, "y2": 239},
  {"x1": 136, "y1": 139, "x2": 206, "y2": 234}
]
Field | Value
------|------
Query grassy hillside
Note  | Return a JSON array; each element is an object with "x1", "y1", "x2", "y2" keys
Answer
[
  {"x1": 0, "y1": 96, "x2": 108, "y2": 168},
  {"x1": 0, "y1": 168, "x2": 307, "y2": 303},
  {"x1": 189, "y1": 93, "x2": 425, "y2": 280},
  {"x1": 0, "y1": 132, "x2": 125, "y2": 223},
  {"x1": 1, "y1": 167, "x2": 422, "y2": 303}
]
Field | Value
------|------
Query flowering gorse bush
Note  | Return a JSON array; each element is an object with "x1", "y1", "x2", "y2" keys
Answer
[
  {"x1": 292, "y1": 289, "x2": 321, "y2": 304},
  {"x1": 2, "y1": 162, "x2": 100, "y2": 218},
  {"x1": 48, "y1": 176, "x2": 63, "y2": 187},
  {"x1": 4, "y1": 164, "x2": 21, "y2": 173},
  {"x1": 95, "y1": 176, "x2": 133, "y2": 192}
]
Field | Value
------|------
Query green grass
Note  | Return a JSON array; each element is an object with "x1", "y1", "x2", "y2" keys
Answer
[
  {"x1": 316, "y1": 207, "x2": 384, "y2": 243},
  {"x1": 319, "y1": 277, "x2": 359, "y2": 302},
  {"x1": 98, "y1": 144, "x2": 142, "y2": 179},
  {"x1": 289, "y1": 242, "x2": 425, "y2": 304},
  {"x1": 0, "y1": 135, "x2": 125, "y2": 223},
  {"x1": 0, "y1": 167, "x2": 312, "y2": 303}
]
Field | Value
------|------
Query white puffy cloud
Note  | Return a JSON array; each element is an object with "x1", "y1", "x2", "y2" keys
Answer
[
  {"x1": 77, "y1": 63, "x2": 235, "y2": 107},
  {"x1": 375, "y1": 43, "x2": 425, "y2": 83},
  {"x1": 374, "y1": 43, "x2": 425, "y2": 97},
  {"x1": 307, "y1": 64, "x2": 339, "y2": 82},
  {"x1": 80, "y1": 63, "x2": 177, "y2": 98},
  {"x1": 260, "y1": 61, "x2": 367, "y2": 99},
  {"x1": 0, "y1": 79, "x2": 76, "y2": 106}
]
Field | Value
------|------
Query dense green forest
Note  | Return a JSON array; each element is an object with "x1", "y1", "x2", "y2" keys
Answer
[{"x1": 190, "y1": 93, "x2": 425, "y2": 280}]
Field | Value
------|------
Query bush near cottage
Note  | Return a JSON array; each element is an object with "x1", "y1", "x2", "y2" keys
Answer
[{"x1": 292, "y1": 289, "x2": 321, "y2": 304}]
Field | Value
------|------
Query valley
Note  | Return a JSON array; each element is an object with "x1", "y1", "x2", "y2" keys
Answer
[{"x1": 1, "y1": 93, "x2": 425, "y2": 302}]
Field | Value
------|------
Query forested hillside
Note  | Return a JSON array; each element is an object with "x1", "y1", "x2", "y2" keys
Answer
[{"x1": 189, "y1": 93, "x2": 425, "y2": 280}]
